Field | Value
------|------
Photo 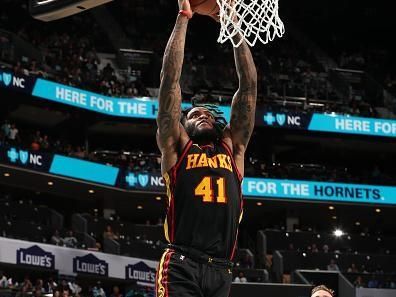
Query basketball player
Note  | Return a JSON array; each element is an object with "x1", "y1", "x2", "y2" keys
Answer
[
  {"x1": 155, "y1": 0, "x2": 257, "y2": 296},
  {"x1": 311, "y1": 285, "x2": 335, "y2": 297}
]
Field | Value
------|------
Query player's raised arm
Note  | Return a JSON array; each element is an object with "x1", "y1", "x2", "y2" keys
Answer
[
  {"x1": 156, "y1": 0, "x2": 192, "y2": 173},
  {"x1": 226, "y1": 39, "x2": 257, "y2": 175}
]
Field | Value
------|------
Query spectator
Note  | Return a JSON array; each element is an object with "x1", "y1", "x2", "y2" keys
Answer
[
  {"x1": 110, "y1": 286, "x2": 123, "y2": 297},
  {"x1": 374, "y1": 265, "x2": 384, "y2": 274},
  {"x1": 239, "y1": 253, "x2": 253, "y2": 269},
  {"x1": 63, "y1": 230, "x2": 78, "y2": 248},
  {"x1": 354, "y1": 275, "x2": 364, "y2": 287},
  {"x1": 92, "y1": 281, "x2": 106, "y2": 297},
  {"x1": 62, "y1": 288, "x2": 70, "y2": 297},
  {"x1": 45, "y1": 277, "x2": 57, "y2": 294},
  {"x1": 360, "y1": 265, "x2": 368, "y2": 273},
  {"x1": 0, "y1": 271, "x2": 9, "y2": 288},
  {"x1": 1, "y1": 120, "x2": 10, "y2": 142},
  {"x1": 322, "y1": 244, "x2": 329, "y2": 253},
  {"x1": 19, "y1": 275, "x2": 33, "y2": 296},
  {"x1": 8, "y1": 123, "x2": 19, "y2": 144},
  {"x1": 68, "y1": 280, "x2": 81, "y2": 295},
  {"x1": 311, "y1": 243, "x2": 319, "y2": 253},
  {"x1": 31, "y1": 140, "x2": 40, "y2": 151},
  {"x1": 347, "y1": 263, "x2": 359, "y2": 273},
  {"x1": 327, "y1": 259, "x2": 339, "y2": 271},
  {"x1": 72, "y1": 146, "x2": 86, "y2": 159},
  {"x1": 233, "y1": 272, "x2": 247, "y2": 283},
  {"x1": 40, "y1": 135, "x2": 50, "y2": 151},
  {"x1": 103, "y1": 225, "x2": 118, "y2": 241},
  {"x1": 51, "y1": 230, "x2": 64, "y2": 246},
  {"x1": 367, "y1": 275, "x2": 379, "y2": 288},
  {"x1": 34, "y1": 279, "x2": 45, "y2": 294}
]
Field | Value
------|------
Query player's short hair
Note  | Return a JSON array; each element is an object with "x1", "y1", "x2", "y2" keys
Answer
[
  {"x1": 181, "y1": 100, "x2": 227, "y2": 135},
  {"x1": 311, "y1": 285, "x2": 335, "y2": 297}
]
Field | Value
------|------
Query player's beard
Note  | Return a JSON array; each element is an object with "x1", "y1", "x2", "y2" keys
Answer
[{"x1": 185, "y1": 124, "x2": 219, "y2": 144}]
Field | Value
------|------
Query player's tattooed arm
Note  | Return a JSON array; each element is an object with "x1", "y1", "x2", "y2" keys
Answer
[
  {"x1": 230, "y1": 40, "x2": 257, "y2": 153},
  {"x1": 156, "y1": 12, "x2": 189, "y2": 150}
]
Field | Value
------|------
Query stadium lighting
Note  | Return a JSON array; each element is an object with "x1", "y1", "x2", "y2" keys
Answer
[
  {"x1": 155, "y1": 196, "x2": 162, "y2": 201},
  {"x1": 355, "y1": 221, "x2": 360, "y2": 226},
  {"x1": 375, "y1": 208, "x2": 381, "y2": 213},
  {"x1": 332, "y1": 216, "x2": 337, "y2": 220},
  {"x1": 3, "y1": 173, "x2": 10, "y2": 177},
  {"x1": 256, "y1": 202, "x2": 263, "y2": 206},
  {"x1": 47, "y1": 181, "x2": 53, "y2": 186},
  {"x1": 137, "y1": 205, "x2": 143, "y2": 210},
  {"x1": 88, "y1": 189, "x2": 95, "y2": 194},
  {"x1": 333, "y1": 229, "x2": 344, "y2": 237},
  {"x1": 36, "y1": 0, "x2": 57, "y2": 4},
  {"x1": 328, "y1": 205, "x2": 335, "y2": 210}
]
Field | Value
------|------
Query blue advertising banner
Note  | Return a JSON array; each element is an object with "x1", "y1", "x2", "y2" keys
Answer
[
  {"x1": 124, "y1": 171, "x2": 396, "y2": 205},
  {"x1": 242, "y1": 178, "x2": 395, "y2": 205},
  {"x1": 308, "y1": 114, "x2": 396, "y2": 137},
  {"x1": 1, "y1": 144, "x2": 396, "y2": 205},
  {"x1": 257, "y1": 110, "x2": 396, "y2": 138},
  {"x1": 2, "y1": 70, "x2": 396, "y2": 138},
  {"x1": 49, "y1": 155, "x2": 119, "y2": 186},
  {"x1": 31, "y1": 79, "x2": 231, "y2": 120}
]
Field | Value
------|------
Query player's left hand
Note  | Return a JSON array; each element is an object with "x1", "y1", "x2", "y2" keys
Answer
[{"x1": 178, "y1": 0, "x2": 193, "y2": 19}]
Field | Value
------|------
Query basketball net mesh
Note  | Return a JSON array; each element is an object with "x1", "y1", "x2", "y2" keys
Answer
[{"x1": 216, "y1": 0, "x2": 285, "y2": 47}]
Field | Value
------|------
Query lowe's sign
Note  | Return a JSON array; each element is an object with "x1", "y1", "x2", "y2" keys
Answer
[
  {"x1": 73, "y1": 254, "x2": 109, "y2": 276},
  {"x1": 126, "y1": 261, "x2": 156, "y2": 287},
  {"x1": 17, "y1": 245, "x2": 55, "y2": 269}
]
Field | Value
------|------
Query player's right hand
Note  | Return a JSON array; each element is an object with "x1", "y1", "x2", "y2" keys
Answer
[{"x1": 178, "y1": 0, "x2": 193, "y2": 18}]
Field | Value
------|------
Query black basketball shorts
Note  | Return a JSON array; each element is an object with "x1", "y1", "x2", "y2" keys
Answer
[{"x1": 155, "y1": 248, "x2": 233, "y2": 297}]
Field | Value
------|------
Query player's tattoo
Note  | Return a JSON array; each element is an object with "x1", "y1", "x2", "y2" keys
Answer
[
  {"x1": 230, "y1": 40, "x2": 257, "y2": 147},
  {"x1": 157, "y1": 16, "x2": 188, "y2": 144}
]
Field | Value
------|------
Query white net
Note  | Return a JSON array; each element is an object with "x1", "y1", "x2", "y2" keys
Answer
[{"x1": 216, "y1": 0, "x2": 285, "y2": 47}]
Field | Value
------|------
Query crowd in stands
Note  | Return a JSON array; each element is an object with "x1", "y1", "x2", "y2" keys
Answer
[
  {"x1": 0, "y1": 271, "x2": 154, "y2": 297},
  {"x1": 264, "y1": 227, "x2": 396, "y2": 288},
  {"x1": 0, "y1": 0, "x2": 150, "y2": 99},
  {"x1": 2, "y1": 187, "x2": 396, "y2": 288},
  {"x1": 245, "y1": 160, "x2": 396, "y2": 186},
  {"x1": 0, "y1": 0, "x2": 386, "y2": 119},
  {"x1": 2, "y1": 118, "x2": 396, "y2": 186}
]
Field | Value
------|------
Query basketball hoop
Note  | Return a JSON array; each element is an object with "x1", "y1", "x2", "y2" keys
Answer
[{"x1": 216, "y1": 0, "x2": 285, "y2": 47}]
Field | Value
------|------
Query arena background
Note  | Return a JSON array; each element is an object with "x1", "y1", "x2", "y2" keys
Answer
[{"x1": 0, "y1": 0, "x2": 395, "y2": 296}]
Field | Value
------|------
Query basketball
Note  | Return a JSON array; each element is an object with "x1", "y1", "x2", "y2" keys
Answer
[{"x1": 190, "y1": 0, "x2": 220, "y2": 16}]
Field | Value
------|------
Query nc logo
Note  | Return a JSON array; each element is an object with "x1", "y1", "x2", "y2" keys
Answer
[
  {"x1": 263, "y1": 112, "x2": 275, "y2": 125},
  {"x1": 276, "y1": 114, "x2": 286, "y2": 126},
  {"x1": 138, "y1": 174, "x2": 149, "y2": 187},
  {"x1": 19, "y1": 151, "x2": 29, "y2": 164},
  {"x1": 2, "y1": 72, "x2": 12, "y2": 87},
  {"x1": 7, "y1": 148, "x2": 19, "y2": 163},
  {"x1": 125, "y1": 173, "x2": 138, "y2": 187}
]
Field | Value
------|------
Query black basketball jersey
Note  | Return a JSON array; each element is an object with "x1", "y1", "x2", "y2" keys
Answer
[{"x1": 163, "y1": 140, "x2": 243, "y2": 260}]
